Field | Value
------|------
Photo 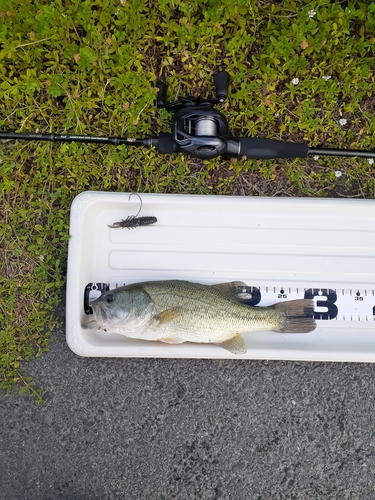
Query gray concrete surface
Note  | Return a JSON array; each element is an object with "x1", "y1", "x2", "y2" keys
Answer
[{"x1": 2, "y1": 301, "x2": 375, "y2": 500}]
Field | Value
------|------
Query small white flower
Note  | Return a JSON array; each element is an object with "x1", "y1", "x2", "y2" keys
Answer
[
  {"x1": 308, "y1": 9, "x2": 316, "y2": 18},
  {"x1": 274, "y1": 112, "x2": 280, "y2": 118},
  {"x1": 292, "y1": 78, "x2": 299, "y2": 85},
  {"x1": 322, "y1": 75, "x2": 332, "y2": 81},
  {"x1": 339, "y1": 118, "x2": 347, "y2": 126},
  {"x1": 115, "y1": 8, "x2": 120, "y2": 15},
  {"x1": 367, "y1": 158, "x2": 374, "y2": 165},
  {"x1": 313, "y1": 155, "x2": 319, "y2": 161},
  {"x1": 335, "y1": 170, "x2": 342, "y2": 178}
]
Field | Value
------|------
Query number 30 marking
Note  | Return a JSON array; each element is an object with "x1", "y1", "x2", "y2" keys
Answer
[{"x1": 304, "y1": 288, "x2": 338, "y2": 320}]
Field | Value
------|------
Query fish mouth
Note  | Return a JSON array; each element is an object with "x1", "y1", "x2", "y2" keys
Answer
[{"x1": 91, "y1": 301, "x2": 113, "y2": 326}]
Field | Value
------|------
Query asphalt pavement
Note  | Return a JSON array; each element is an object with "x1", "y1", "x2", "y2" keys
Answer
[{"x1": 1, "y1": 297, "x2": 375, "y2": 500}]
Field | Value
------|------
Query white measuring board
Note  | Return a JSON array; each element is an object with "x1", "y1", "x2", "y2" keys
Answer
[{"x1": 66, "y1": 191, "x2": 375, "y2": 362}]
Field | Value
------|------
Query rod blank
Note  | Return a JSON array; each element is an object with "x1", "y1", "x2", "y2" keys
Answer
[
  {"x1": 1, "y1": 131, "x2": 375, "y2": 159},
  {"x1": 309, "y1": 147, "x2": 375, "y2": 158}
]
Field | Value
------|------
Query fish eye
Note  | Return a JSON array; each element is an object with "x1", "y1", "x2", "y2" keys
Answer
[{"x1": 105, "y1": 294, "x2": 115, "y2": 304}]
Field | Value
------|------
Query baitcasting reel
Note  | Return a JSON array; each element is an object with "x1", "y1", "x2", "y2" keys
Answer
[
  {"x1": 155, "y1": 71, "x2": 231, "y2": 159},
  {"x1": 1, "y1": 71, "x2": 375, "y2": 160}
]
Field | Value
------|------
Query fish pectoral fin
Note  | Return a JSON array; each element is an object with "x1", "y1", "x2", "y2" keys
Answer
[
  {"x1": 215, "y1": 334, "x2": 247, "y2": 355},
  {"x1": 156, "y1": 306, "x2": 183, "y2": 326},
  {"x1": 159, "y1": 337, "x2": 185, "y2": 344}
]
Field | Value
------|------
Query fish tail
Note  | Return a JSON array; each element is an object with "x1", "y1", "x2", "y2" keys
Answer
[{"x1": 272, "y1": 299, "x2": 316, "y2": 333}]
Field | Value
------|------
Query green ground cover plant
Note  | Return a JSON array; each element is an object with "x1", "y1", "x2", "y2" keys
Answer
[{"x1": 1, "y1": 0, "x2": 375, "y2": 400}]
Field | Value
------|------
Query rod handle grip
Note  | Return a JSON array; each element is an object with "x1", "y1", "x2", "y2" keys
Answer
[{"x1": 238, "y1": 138, "x2": 309, "y2": 159}]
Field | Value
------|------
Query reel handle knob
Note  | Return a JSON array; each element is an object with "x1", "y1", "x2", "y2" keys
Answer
[
  {"x1": 214, "y1": 71, "x2": 230, "y2": 100},
  {"x1": 156, "y1": 81, "x2": 168, "y2": 108}
]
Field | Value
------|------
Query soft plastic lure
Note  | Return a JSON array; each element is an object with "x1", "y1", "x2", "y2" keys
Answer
[
  {"x1": 108, "y1": 193, "x2": 157, "y2": 229},
  {"x1": 108, "y1": 215, "x2": 157, "y2": 229}
]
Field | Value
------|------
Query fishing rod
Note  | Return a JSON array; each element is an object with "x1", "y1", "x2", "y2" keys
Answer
[{"x1": 1, "y1": 71, "x2": 374, "y2": 160}]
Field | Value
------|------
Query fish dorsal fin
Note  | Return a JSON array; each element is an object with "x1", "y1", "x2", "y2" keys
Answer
[
  {"x1": 156, "y1": 306, "x2": 183, "y2": 326},
  {"x1": 215, "y1": 334, "x2": 247, "y2": 355},
  {"x1": 210, "y1": 281, "x2": 253, "y2": 303}
]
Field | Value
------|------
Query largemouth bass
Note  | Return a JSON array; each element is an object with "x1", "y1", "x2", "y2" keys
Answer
[{"x1": 87, "y1": 280, "x2": 316, "y2": 354}]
